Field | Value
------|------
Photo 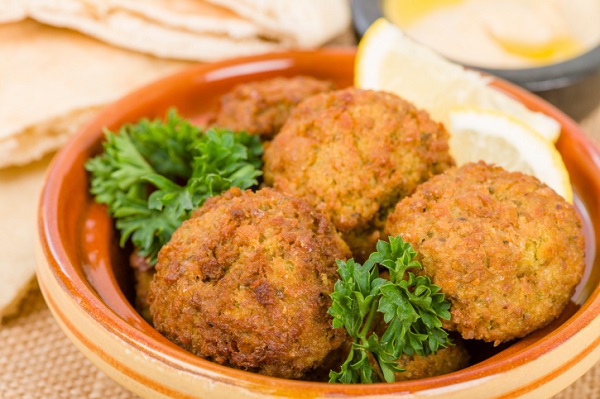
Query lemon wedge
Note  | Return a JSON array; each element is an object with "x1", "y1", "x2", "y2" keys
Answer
[
  {"x1": 449, "y1": 108, "x2": 572, "y2": 202},
  {"x1": 355, "y1": 18, "x2": 561, "y2": 143}
]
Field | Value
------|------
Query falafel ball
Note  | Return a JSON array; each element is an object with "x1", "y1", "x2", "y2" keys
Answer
[
  {"x1": 367, "y1": 294, "x2": 470, "y2": 381},
  {"x1": 391, "y1": 343, "x2": 470, "y2": 381},
  {"x1": 320, "y1": 336, "x2": 469, "y2": 383},
  {"x1": 148, "y1": 187, "x2": 351, "y2": 379},
  {"x1": 367, "y1": 342, "x2": 470, "y2": 382},
  {"x1": 129, "y1": 250, "x2": 155, "y2": 323},
  {"x1": 214, "y1": 76, "x2": 334, "y2": 139},
  {"x1": 263, "y1": 88, "x2": 454, "y2": 261},
  {"x1": 385, "y1": 162, "x2": 586, "y2": 345}
]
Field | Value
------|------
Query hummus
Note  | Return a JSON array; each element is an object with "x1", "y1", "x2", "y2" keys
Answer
[{"x1": 382, "y1": 0, "x2": 600, "y2": 69}]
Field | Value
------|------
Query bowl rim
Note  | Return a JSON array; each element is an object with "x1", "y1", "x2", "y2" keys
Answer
[
  {"x1": 350, "y1": 0, "x2": 600, "y2": 92},
  {"x1": 37, "y1": 47, "x2": 600, "y2": 396}
]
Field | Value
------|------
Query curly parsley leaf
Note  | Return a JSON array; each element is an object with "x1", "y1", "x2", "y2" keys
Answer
[
  {"x1": 328, "y1": 236, "x2": 452, "y2": 384},
  {"x1": 127, "y1": 110, "x2": 199, "y2": 179},
  {"x1": 85, "y1": 109, "x2": 263, "y2": 263}
]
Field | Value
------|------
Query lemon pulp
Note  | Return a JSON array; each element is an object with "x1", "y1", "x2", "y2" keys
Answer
[{"x1": 449, "y1": 108, "x2": 572, "y2": 203}]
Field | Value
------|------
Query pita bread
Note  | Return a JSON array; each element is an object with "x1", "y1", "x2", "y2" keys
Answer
[
  {"x1": 0, "y1": 20, "x2": 192, "y2": 318},
  {"x1": 61, "y1": 0, "x2": 263, "y2": 38},
  {"x1": 25, "y1": 1, "x2": 282, "y2": 62},
  {"x1": 0, "y1": 0, "x2": 26, "y2": 23},
  {"x1": 0, "y1": 154, "x2": 52, "y2": 321},
  {"x1": 0, "y1": 20, "x2": 191, "y2": 169},
  {"x1": 23, "y1": 0, "x2": 350, "y2": 61},
  {"x1": 208, "y1": 0, "x2": 352, "y2": 48}
]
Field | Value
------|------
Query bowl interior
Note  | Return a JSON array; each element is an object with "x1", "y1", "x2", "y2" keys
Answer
[{"x1": 40, "y1": 48, "x2": 600, "y2": 394}]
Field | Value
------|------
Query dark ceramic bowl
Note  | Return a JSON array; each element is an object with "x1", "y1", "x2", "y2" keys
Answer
[{"x1": 351, "y1": 0, "x2": 600, "y2": 120}]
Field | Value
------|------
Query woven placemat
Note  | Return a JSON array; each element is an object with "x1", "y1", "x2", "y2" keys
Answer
[
  {"x1": 0, "y1": 288, "x2": 137, "y2": 399},
  {"x1": 0, "y1": 286, "x2": 598, "y2": 399}
]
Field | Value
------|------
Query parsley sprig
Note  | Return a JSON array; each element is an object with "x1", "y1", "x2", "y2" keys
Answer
[
  {"x1": 328, "y1": 236, "x2": 452, "y2": 383},
  {"x1": 85, "y1": 109, "x2": 263, "y2": 264}
]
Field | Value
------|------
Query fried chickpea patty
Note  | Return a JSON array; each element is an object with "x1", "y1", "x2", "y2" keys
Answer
[
  {"x1": 148, "y1": 187, "x2": 351, "y2": 379},
  {"x1": 214, "y1": 76, "x2": 334, "y2": 139},
  {"x1": 334, "y1": 337, "x2": 469, "y2": 383},
  {"x1": 389, "y1": 343, "x2": 469, "y2": 381},
  {"x1": 263, "y1": 88, "x2": 454, "y2": 261},
  {"x1": 385, "y1": 162, "x2": 585, "y2": 344},
  {"x1": 369, "y1": 297, "x2": 469, "y2": 381}
]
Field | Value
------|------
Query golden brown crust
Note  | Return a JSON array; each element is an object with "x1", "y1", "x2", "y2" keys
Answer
[
  {"x1": 214, "y1": 76, "x2": 334, "y2": 139},
  {"x1": 148, "y1": 187, "x2": 351, "y2": 379},
  {"x1": 129, "y1": 250, "x2": 155, "y2": 323},
  {"x1": 367, "y1": 302, "x2": 470, "y2": 381},
  {"x1": 385, "y1": 161, "x2": 586, "y2": 344},
  {"x1": 263, "y1": 88, "x2": 454, "y2": 261},
  {"x1": 392, "y1": 342, "x2": 470, "y2": 381}
]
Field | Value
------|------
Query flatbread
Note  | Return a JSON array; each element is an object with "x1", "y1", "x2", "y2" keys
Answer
[
  {"x1": 0, "y1": 0, "x2": 26, "y2": 23},
  {"x1": 53, "y1": 0, "x2": 263, "y2": 38},
  {"x1": 25, "y1": 0, "x2": 283, "y2": 61},
  {"x1": 0, "y1": 154, "x2": 52, "y2": 322},
  {"x1": 207, "y1": 0, "x2": 352, "y2": 48},
  {"x1": 0, "y1": 20, "x2": 192, "y2": 318},
  {"x1": 0, "y1": 19, "x2": 191, "y2": 169},
  {"x1": 23, "y1": 0, "x2": 350, "y2": 61}
]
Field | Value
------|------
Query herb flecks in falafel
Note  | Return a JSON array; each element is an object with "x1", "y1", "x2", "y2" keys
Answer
[
  {"x1": 263, "y1": 88, "x2": 454, "y2": 261},
  {"x1": 214, "y1": 76, "x2": 335, "y2": 139},
  {"x1": 386, "y1": 162, "x2": 586, "y2": 345},
  {"x1": 149, "y1": 187, "x2": 351, "y2": 379}
]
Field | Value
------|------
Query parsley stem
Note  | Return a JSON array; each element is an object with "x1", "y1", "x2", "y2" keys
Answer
[
  {"x1": 328, "y1": 236, "x2": 452, "y2": 384},
  {"x1": 359, "y1": 299, "x2": 378, "y2": 340}
]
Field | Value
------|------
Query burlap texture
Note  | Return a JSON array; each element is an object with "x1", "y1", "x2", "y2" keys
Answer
[{"x1": 0, "y1": 288, "x2": 137, "y2": 399}]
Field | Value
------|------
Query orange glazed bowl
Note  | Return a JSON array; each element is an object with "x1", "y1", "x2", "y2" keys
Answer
[{"x1": 36, "y1": 49, "x2": 600, "y2": 399}]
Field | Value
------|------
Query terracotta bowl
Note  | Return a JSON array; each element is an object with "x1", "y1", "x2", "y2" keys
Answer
[{"x1": 36, "y1": 48, "x2": 600, "y2": 399}]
